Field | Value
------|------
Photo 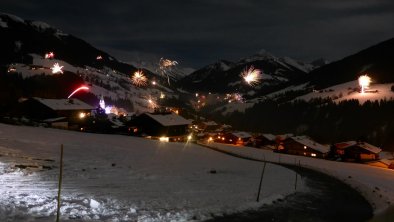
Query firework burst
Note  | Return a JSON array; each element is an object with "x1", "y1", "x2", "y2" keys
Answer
[
  {"x1": 145, "y1": 96, "x2": 158, "y2": 109},
  {"x1": 44, "y1": 52, "x2": 55, "y2": 59},
  {"x1": 51, "y1": 63, "x2": 64, "y2": 74},
  {"x1": 131, "y1": 70, "x2": 148, "y2": 86},
  {"x1": 225, "y1": 93, "x2": 244, "y2": 103},
  {"x1": 158, "y1": 58, "x2": 178, "y2": 85},
  {"x1": 358, "y1": 74, "x2": 371, "y2": 93},
  {"x1": 240, "y1": 66, "x2": 262, "y2": 86}
]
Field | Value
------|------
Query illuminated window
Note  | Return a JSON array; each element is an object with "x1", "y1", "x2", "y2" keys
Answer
[{"x1": 159, "y1": 137, "x2": 169, "y2": 142}]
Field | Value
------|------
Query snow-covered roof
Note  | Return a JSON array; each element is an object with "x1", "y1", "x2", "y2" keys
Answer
[
  {"x1": 291, "y1": 136, "x2": 330, "y2": 153},
  {"x1": 145, "y1": 113, "x2": 191, "y2": 126},
  {"x1": 261, "y1": 134, "x2": 276, "y2": 141},
  {"x1": 43, "y1": 117, "x2": 67, "y2": 123},
  {"x1": 357, "y1": 142, "x2": 382, "y2": 154},
  {"x1": 334, "y1": 141, "x2": 357, "y2": 149},
  {"x1": 34, "y1": 97, "x2": 94, "y2": 111},
  {"x1": 335, "y1": 141, "x2": 382, "y2": 154},
  {"x1": 203, "y1": 121, "x2": 218, "y2": 126},
  {"x1": 231, "y1": 131, "x2": 252, "y2": 139}
]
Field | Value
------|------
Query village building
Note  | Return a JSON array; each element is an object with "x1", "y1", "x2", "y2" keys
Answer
[
  {"x1": 276, "y1": 136, "x2": 330, "y2": 158},
  {"x1": 134, "y1": 111, "x2": 191, "y2": 141},
  {"x1": 198, "y1": 121, "x2": 220, "y2": 132},
  {"x1": 250, "y1": 133, "x2": 276, "y2": 148},
  {"x1": 215, "y1": 131, "x2": 252, "y2": 145},
  {"x1": 333, "y1": 141, "x2": 382, "y2": 162},
  {"x1": 19, "y1": 97, "x2": 95, "y2": 128}
]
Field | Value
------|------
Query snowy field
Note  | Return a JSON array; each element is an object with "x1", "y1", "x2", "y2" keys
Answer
[
  {"x1": 201, "y1": 142, "x2": 394, "y2": 218},
  {"x1": 296, "y1": 80, "x2": 394, "y2": 103},
  {"x1": 0, "y1": 123, "x2": 302, "y2": 221}
]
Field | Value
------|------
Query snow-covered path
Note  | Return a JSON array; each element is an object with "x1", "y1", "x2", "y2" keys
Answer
[
  {"x1": 0, "y1": 124, "x2": 302, "y2": 221},
  {"x1": 201, "y1": 142, "x2": 394, "y2": 218}
]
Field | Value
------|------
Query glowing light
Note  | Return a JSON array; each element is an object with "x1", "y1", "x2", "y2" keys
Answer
[
  {"x1": 159, "y1": 137, "x2": 169, "y2": 142},
  {"x1": 79, "y1": 112, "x2": 86, "y2": 119},
  {"x1": 131, "y1": 70, "x2": 148, "y2": 86},
  {"x1": 358, "y1": 75, "x2": 371, "y2": 93},
  {"x1": 225, "y1": 93, "x2": 244, "y2": 103},
  {"x1": 152, "y1": 81, "x2": 156, "y2": 85},
  {"x1": 96, "y1": 55, "x2": 103, "y2": 60},
  {"x1": 51, "y1": 63, "x2": 64, "y2": 74},
  {"x1": 208, "y1": 137, "x2": 213, "y2": 142},
  {"x1": 146, "y1": 96, "x2": 158, "y2": 109},
  {"x1": 187, "y1": 134, "x2": 192, "y2": 141},
  {"x1": 105, "y1": 106, "x2": 112, "y2": 114},
  {"x1": 44, "y1": 52, "x2": 54, "y2": 59},
  {"x1": 158, "y1": 58, "x2": 178, "y2": 85},
  {"x1": 68, "y1": 86, "x2": 89, "y2": 98},
  {"x1": 240, "y1": 66, "x2": 262, "y2": 86},
  {"x1": 99, "y1": 95, "x2": 106, "y2": 109},
  {"x1": 311, "y1": 153, "x2": 317, "y2": 157},
  {"x1": 160, "y1": 92, "x2": 165, "y2": 99}
]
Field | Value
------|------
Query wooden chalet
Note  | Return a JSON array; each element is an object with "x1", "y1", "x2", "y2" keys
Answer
[
  {"x1": 198, "y1": 121, "x2": 220, "y2": 132},
  {"x1": 250, "y1": 134, "x2": 276, "y2": 148},
  {"x1": 333, "y1": 141, "x2": 381, "y2": 162},
  {"x1": 135, "y1": 111, "x2": 191, "y2": 140},
  {"x1": 20, "y1": 97, "x2": 94, "y2": 128},
  {"x1": 277, "y1": 136, "x2": 330, "y2": 158},
  {"x1": 216, "y1": 131, "x2": 252, "y2": 145}
]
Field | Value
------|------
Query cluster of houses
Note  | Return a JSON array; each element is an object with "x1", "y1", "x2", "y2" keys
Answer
[{"x1": 9, "y1": 97, "x2": 394, "y2": 169}]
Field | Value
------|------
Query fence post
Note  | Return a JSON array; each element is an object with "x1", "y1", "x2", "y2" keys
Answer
[
  {"x1": 56, "y1": 144, "x2": 64, "y2": 222},
  {"x1": 256, "y1": 160, "x2": 267, "y2": 202}
]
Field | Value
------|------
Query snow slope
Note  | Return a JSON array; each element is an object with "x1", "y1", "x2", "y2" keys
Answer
[
  {"x1": 297, "y1": 80, "x2": 394, "y2": 103},
  {"x1": 201, "y1": 142, "x2": 394, "y2": 217},
  {"x1": 0, "y1": 124, "x2": 301, "y2": 221}
]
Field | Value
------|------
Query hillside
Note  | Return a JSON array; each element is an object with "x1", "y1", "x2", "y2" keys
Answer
[
  {"x1": 0, "y1": 13, "x2": 180, "y2": 114},
  {"x1": 177, "y1": 50, "x2": 312, "y2": 97}
]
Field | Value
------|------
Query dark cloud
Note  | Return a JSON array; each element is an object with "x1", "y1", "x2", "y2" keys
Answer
[{"x1": 2, "y1": 0, "x2": 394, "y2": 68}]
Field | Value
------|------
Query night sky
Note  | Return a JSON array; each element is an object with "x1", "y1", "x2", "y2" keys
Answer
[{"x1": 3, "y1": 0, "x2": 394, "y2": 68}]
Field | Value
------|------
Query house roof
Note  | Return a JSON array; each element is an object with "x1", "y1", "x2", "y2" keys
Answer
[
  {"x1": 260, "y1": 134, "x2": 276, "y2": 141},
  {"x1": 145, "y1": 113, "x2": 191, "y2": 126},
  {"x1": 357, "y1": 142, "x2": 382, "y2": 154},
  {"x1": 334, "y1": 141, "x2": 382, "y2": 154},
  {"x1": 203, "y1": 121, "x2": 218, "y2": 126},
  {"x1": 291, "y1": 136, "x2": 330, "y2": 153},
  {"x1": 231, "y1": 131, "x2": 252, "y2": 139},
  {"x1": 34, "y1": 97, "x2": 94, "y2": 111}
]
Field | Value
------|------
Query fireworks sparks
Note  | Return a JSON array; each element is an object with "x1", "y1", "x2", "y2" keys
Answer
[
  {"x1": 358, "y1": 75, "x2": 371, "y2": 93},
  {"x1": 68, "y1": 86, "x2": 89, "y2": 98},
  {"x1": 51, "y1": 63, "x2": 64, "y2": 74},
  {"x1": 146, "y1": 96, "x2": 158, "y2": 109},
  {"x1": 44, "y1": 52, "x2": 54, "y2": 59},
  {"x1": 158, "y1": 58, "x2": 178, "y2": 85},
  {"x1": 131, "y1": 70, "x2": 148, "y2": 86},
  {"x1": 240, "y1": 66, "x2": 262, "y2": 86},
  {"x1": 225, "y1": 93, "x2": 244, "y2": 103}
]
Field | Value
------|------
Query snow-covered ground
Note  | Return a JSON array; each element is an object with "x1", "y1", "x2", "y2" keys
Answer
[
  {"x1": 8, "y1": 53, "x2": 179, "y2": 114},
  {"x1": 0, "y1": 124, "x2": 302, "y2": 221},
  {"x1": 201, "y1": 142, "x2": 394, "y2": 217},
  {"x1": 296, "y1": 80, "x2": 394, "y2": 103}
]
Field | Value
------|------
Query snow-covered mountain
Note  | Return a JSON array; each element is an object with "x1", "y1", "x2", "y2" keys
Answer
[
  {"x1": 177, "y1": 50, "x2": 310, "y2": 96},
  {"x1": 0, "y1": 13, "x2": 181, "y2": 114},
  {"x1": 129, "y1": 58, "x2": 195, "y2": 81}
]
